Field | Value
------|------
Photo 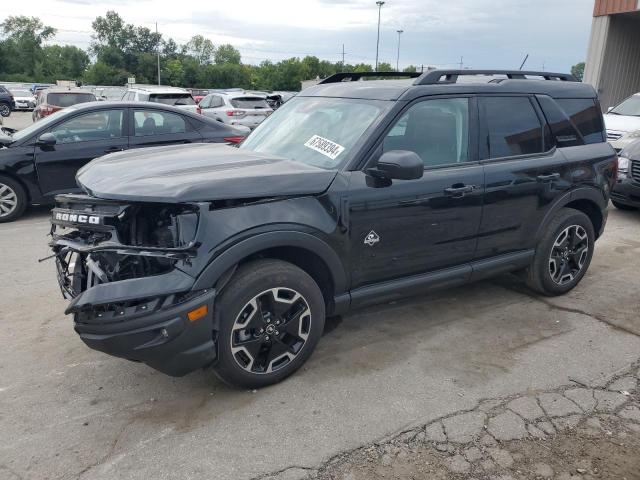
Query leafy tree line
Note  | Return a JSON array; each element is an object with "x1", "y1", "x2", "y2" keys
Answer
[{"x1": 0, "y1": 12, "x2": 420, "y2": 91}]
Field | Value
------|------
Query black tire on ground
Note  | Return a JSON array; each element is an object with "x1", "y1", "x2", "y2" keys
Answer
[
  {"x1": 212, "y1": 259, "x2": 326, "y2": 389},
  {"x1": 611, "y1": 200, "x2": 637, "y2": 211},
  {"x1": 525, "y1": 208, "x2": 595, "y2": 296},
  {"x1": 0, "y1": 103, "x2": 11, "y2": 117},
  {"x1": 0, "y1": 175, "x2": 28, "y2": 223}
]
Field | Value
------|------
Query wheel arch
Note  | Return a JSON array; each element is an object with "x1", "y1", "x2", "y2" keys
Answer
[
  {"x1": 0, "y1": 171, "x2": 31, "y2": 202},
  {"x1": 192, "y1": 231, "x2": 348, "y2": 312},
  {"x1": 535, "y1": 187, "x2": 607, "y2": 242}
]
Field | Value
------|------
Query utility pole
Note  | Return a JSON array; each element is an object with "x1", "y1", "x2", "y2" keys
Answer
[
  {"x1": 375, "y1": 1, "x2": 385, "y2": 70},
  {"x1": 341, "y1": 44, "x2": 345, "y2": 72},
  {"x1": 395, "y1": 29, "x2": 403, "y2": 71},
  {"x1": 156, "y1": 22, "x2": 161, "y2": 85},
  {"x1": 459, "y1": 56, "x2": 463, "y2": 70}
]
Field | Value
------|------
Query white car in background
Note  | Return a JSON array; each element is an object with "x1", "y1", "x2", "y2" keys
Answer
[
  {"x1": 121, "y1": 85, "x2": 200, "y2": 114},
  {"x1": 198, "y1": 92, "x2": 272, "y2": 130},
  {"x1": 603, "y1": 92, "x2": 640, "y2": 152},
  {"x1": 9, "y1": 89, "x2": 36, "y2": 111}
]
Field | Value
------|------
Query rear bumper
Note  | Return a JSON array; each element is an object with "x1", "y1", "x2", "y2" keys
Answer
[
  {"x1": 73, "y1": 288, "x2": 217, "y2": 376},
  {"x1": 611, "y1": 177, "x2": 640, "y2": 207}
]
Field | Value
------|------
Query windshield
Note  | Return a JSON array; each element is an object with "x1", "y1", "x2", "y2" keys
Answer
[
  {"x1": 149, "y1": 93, "x2": 196, "y2": 106},
  {"x1": 240, "y1": 97, "x2": 386, "y2": 169},
  {"x1": 47, "y1": 93, "x2": 95, "y2": 107},
  {"x1": 230, "y1": 97, "x2": 270, "y2": 109},
  {"x1": 10, "y1": 108, "x2": 73, "y2": 142},
  {"x1": 610, "y1": 95, "x2": 640, "y2": 117}
]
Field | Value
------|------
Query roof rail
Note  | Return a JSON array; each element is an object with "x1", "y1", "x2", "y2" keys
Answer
[
  {"x1": 414, "y1": 69, "x2": 577, "y2": 85},
  {"x1": 318, "y1": 71, "x2": 422, "y2": 84}
]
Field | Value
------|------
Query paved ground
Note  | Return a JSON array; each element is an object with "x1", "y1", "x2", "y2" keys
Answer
[
  {"x1": 2, "y1": 110, "x2": 33, "y2": 130},
  {"x1": 0, "y1": 203, "x2": 639, "y2": 480}
]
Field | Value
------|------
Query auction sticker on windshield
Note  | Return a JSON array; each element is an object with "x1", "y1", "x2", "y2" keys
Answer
[{"x1": 304, "y1": 135, "x2": 345, "y2": 160}]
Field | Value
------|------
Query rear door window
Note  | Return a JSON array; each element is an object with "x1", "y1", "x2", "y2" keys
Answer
[
  {"x1": 555, "y1": 98, "x2": 604, "y2": 144},
  {"x1": 133, "y1": 110, "x2": 189, "y2": 136},
  {"x1": 481, "y1": 97, "x2": 544, "y2": 159}
]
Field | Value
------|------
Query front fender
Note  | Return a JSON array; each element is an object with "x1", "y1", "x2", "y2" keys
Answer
[{"x1": 191, "y1": 230, "x2": 348, "y2": 294}]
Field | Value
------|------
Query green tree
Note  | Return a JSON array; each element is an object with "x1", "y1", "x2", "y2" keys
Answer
[
  {"x1": 41, "y1": 45, "x2": 90, "y2": 80},
  {"x1": 0, "y1": 16, "x2": 56, "y2": 77},
  {"x1": 214, "y1": 44, "x2": 241, "y2": 64},
  {"x1": 186, "y1": 35, "x2": 215, "y2": 65},
  {"x1": 571, "y1": 62, "x2": 585, "y2": 81},
  {"x1": 84, "y1": 61, "x2": 129, "y2": 85},
  {"x1": 377, "y1": 62, "x2": 393, "y2": 72},
  {"x1": 403, "y1": 65, "x2": 418, "y2": 73}
]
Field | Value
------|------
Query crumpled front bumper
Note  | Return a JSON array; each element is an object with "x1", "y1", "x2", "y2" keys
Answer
[
  {"x1": 54, "y1": 252, "x2": 217, "y2": 377},
  {"x1": 68, "y1": 276, "x2": 217, "y2": 376}
]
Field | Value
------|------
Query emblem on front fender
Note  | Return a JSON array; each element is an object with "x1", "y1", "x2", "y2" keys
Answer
[{"x1": 364, "y1": 230, "x2": 380, "y2": 246}]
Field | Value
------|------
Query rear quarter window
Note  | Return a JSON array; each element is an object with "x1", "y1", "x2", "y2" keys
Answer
[{"x1": 555, "y1": 98, "x2": 604, "y2": 144}]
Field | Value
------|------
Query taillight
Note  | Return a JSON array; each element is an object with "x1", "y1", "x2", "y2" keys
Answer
[
  {"x1": 226, "y1": 110, "x2": 246, "y2": 117},
  {"x1": 224, "y1": 136, "x2": 245, "y2": 144},
  {"x1": 196, "y1": 107, "x2": 202, "y2": 115}
]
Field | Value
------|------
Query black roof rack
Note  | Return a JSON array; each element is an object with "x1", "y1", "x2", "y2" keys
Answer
[
  {"x1": 413, "y1": 69, "x2": 577, "y2": 85},
  {"x1": 318, "y1": 71, "x2": 422, "y2": 84}
]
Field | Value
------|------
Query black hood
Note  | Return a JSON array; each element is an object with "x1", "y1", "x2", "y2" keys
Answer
[{"x1": 76, "y1": 143, "x2": 338, "y2": 203}]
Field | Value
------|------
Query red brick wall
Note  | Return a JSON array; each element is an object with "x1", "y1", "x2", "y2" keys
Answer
[{"x1": 593, "y1": 0, "x2": 638, "y2": 16}]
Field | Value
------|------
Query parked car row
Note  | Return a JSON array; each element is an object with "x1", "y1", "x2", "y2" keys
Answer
[{"x1": 0, "y1": 101, "x2": 247, "y2": 221}]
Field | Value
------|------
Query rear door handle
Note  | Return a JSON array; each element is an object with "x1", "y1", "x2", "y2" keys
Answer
[
  {"x1": 444, "y1": 185, "x2": 476, "y2": 197},
  {"x1": 537, "y1": 173, "x2": 560, "y2": 182}
]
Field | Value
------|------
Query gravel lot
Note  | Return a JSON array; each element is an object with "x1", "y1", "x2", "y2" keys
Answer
[
  {"x1": 0, "y1": 115, "x2": 639, "y2": 479},
  {"x1": 2, "y1": 110, "x2": 33, "y2": 130}
]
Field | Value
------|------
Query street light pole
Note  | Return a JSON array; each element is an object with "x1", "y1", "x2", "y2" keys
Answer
[
  {"x1": 375, "y1": 1, "x2": 385, "y2": 70},
  {"x1": 396, "y1": 29, "x2": 403, "y2": 71}
]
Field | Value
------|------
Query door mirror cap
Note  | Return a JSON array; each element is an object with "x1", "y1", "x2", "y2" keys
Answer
[
  {"x1": 372, "y1": 150, "x2": 424, "y2": 180},
  {"x1": 36, "y1": 132, "x2": 57, "y2": 146}
]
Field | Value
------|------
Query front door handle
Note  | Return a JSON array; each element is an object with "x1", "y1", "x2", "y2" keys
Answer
[
  {"x1": 537, "y1": 173, "x2": 561, "y2": 182},
  {"x1": 104, "y1": 146, "x2": 125, "y2": 153},
  {"x1": 444, "y1": 184, "x2": 476, "y2": 197}
]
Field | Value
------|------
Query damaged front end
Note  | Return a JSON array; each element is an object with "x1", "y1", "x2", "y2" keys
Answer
[{"x1": 49, "y1": 194, "x2": 217, "y2": 376}]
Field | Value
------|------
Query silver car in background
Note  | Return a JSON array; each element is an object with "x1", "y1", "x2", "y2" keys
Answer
[
  {"x1": 9, "y1": 89, "x2": 36, "y2": 111},
  {"x1": 198, "y1": 92, "x2": 273, "y2": 129}
]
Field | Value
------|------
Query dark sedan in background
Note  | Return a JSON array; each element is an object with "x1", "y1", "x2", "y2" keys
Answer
[
  {"x1": 0, "y1": 101, "x2": 247, "y2": 222},
  {"x1": 611, "y1": 138, "x2": 640, "y2": 211}
]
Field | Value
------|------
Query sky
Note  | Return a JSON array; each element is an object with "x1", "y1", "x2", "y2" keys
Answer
[{"x1": 0, "y1": 0, "x2": 595, "y2": 72}]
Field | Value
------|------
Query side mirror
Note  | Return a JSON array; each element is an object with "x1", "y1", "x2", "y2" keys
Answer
[
  {"x1": 369, "y1": 150, "x2": 424, "y2": 180},
  {"x1": 37, "y1": 132, "x2": 57, "y2": 147}
]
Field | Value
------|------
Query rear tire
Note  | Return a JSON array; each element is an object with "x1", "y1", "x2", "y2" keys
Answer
[
  {"x1": 212, "y1": 259, "x2": 325, "y2": 389},
  {"x1": 0, "y1": 175, "x2": 28, "y2": 223},
  {"x1": 525, "y1": 208, "x2": 595, "y2": 296},
  {"x1": 0, "y1": 103, "x2": 10, "y2": 117},
  {"x1": 612, "y1": 200, "x2": 637, "y2": 211}
]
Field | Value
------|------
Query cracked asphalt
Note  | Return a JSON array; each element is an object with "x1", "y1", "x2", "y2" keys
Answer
[{"x1": 1, "y1": 203, "x2": 639, "y2": 480}]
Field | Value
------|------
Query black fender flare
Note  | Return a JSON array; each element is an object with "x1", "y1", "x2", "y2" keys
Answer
[
  {"x1": 191, "y1": 230, "x2": 348, "y2": 294},
  {"x1": 534, "y1": 186, "x2": 607, "y2": 242}
]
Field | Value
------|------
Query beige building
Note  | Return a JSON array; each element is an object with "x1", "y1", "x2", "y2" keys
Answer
[{"x1": 584, "y1": 0, "x2": 640, "y2": 109}]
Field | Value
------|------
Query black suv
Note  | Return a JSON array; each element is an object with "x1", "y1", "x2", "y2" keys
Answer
[
  {"x1": 0, "y1": 86, "x2": 15, "y2": 117},
  {"x1": 49, "y1": 70, "x2": 617, "y2": 388}
]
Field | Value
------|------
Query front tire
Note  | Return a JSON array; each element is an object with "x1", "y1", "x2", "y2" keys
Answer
[
  {"x1": 525, "y1": 208, "x2": 595, "y2": 296},
  {"x1": 0, "y1": 175, "x2": 28, "y2": 223},
  {"x1": 212, "y1": 259, "x2": 325, "y2": 389},
  {"x1": 0, "y1": 103, "x2": 10, "y2": 117}
]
